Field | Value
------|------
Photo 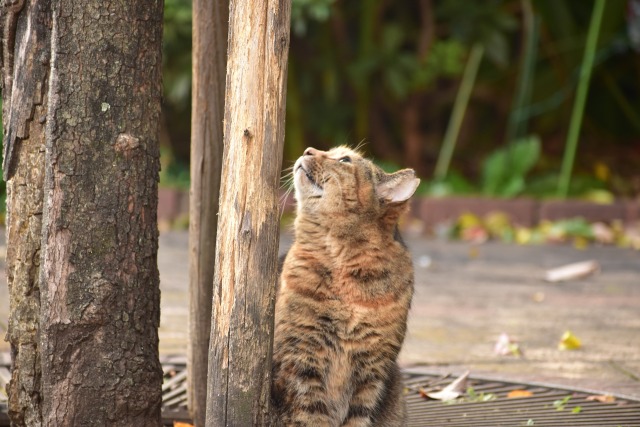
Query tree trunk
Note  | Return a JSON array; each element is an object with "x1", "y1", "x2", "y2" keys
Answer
[
  {"x1": 3, "y1": 1, "x2": 50, "y2": 424},
  {"x1": 188, "y1": 0, "x2": 228, "y2": 425},
  {"x1": 205, "y1": 0, "x2": 291, "y2": 425},
  {"x1": 36, "y1": 0, "x2": 164, "y2": 425}
]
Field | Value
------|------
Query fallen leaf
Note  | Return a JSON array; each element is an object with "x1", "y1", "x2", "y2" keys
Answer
[
  {"x1": 515, "y1": 227, "x2": 532, "y2": 245},
  {"x1": 586, "y1": 394, "x2": 616, "y2": 403},
  {"x1": 532, "y1": 292, "x2": 545, "y2": 303},
  {"x1": 582, "y1": 189, "x2": 614, "y2": 204},
  {"x1": 174, "y1": 422, "x2": 194, "y2": 427},
  {"x1": 458, "y1": 212, "x2": 481, "y2": 228},
  {"x1": 507, "y1": 389, "x2": 534, "y2": 398},
  {"x1": 558, "y1": 331, "x2": 582, "y2": 351},
  {"x1": 553, "y1": 395, "x2": 572, "y2": 411},
  {"x1": 465, "y1": 386, "x2": 496, "y2": 402},
  {"x1": 494, "y1": 333, "x2": 522, "y2": 357},
  {"x1": 461, "y1": 225, "x2": 489, "y2": 244},
  {"x1": 571, "y1": 405, "x2": 582, "y2": 414},
  {"x1": 592, "y1": 222, "x2": 614, "y2": 244},
  {"x1": 484, "y1": 212, "x2": 512, "y2": 238},
  {"x1": 425, "y1": 371, "x2": 469, "y2": 401},
  {"x1": 545, "y1": 260, "x2": 599, "y2": 282}
]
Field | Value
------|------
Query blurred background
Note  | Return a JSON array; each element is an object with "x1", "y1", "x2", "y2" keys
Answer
[
  {"x1": 161, "y1": 0, "x2": 640, "y2": 202},
  {"x1": 2, "y1": 0, "x2": 639, "y2": 242}
]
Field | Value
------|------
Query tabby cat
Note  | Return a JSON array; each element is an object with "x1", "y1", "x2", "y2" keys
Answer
[{"x1": 272, "y1": 146, "x2": 419, "y2": 426}]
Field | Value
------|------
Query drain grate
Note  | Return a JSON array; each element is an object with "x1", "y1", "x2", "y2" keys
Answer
[
  {"x1": 161, "y1": 355, "x2": 191, "y2": 425},
  {"x1": 2, "y1": 355, "x2": 640, "y2": 426},
  {"x1": 404, "y1": 370, "x2": 640, "y2": 427}
]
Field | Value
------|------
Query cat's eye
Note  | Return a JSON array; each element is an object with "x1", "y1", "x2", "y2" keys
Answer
[{"x1": 339, "y1": 156, "x2": 351, "y2": 163}]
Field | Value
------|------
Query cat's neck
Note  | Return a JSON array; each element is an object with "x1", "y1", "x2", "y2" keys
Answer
[{"x1": 293, "y1": 213, "x2": 394, "y2": 257}]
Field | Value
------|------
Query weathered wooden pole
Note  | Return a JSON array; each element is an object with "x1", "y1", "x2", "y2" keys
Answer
[
  {"x1": 205, "y1": 0, "x2": 292, "y2": 424},
  {"x1": 188, "y1": 0, "x2": 229, "y2": 424}
]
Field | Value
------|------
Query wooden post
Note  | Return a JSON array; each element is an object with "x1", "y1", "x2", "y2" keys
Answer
[
  {"x1": 188, "y1": 0, "x2": 228, "y2": 425},
  {"x1": 205, "y1": 0, "x2": 291, "y2": 424}
]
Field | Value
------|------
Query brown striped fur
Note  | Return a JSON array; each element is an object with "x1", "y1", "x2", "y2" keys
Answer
[{"x1": 272, "y1": 146, "x2": 419, "y2": 426}]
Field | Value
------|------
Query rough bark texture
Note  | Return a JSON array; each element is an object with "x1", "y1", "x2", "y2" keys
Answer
[
  {"x1": 2, "y1": 0, "x2": 50, "y2": 425},
  {"x1": 38, "y1": 0, "x2": 164, "y2": 425},
  {"x1": 205, "y1": 0, "x2": 291, "y2": 425},
  {"x1": 188, "y1": 0, "x2": 228, "y2": 425}
]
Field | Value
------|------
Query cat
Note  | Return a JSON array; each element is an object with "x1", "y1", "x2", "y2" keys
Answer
[{"x1": 272, "y1": 146, "x2": 419, "y2": 426}]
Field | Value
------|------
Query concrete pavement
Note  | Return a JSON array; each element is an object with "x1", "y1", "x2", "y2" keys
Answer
[{"x1": 1, "y1": 230, "x2": 638, "y2": 399}]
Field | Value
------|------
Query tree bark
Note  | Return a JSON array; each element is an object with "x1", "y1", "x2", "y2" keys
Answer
[
  {"x1": 188, "y1": 0, "x2": 228, "y2": 425},
  {"x1": 37, "y1": 0, "x2": 164, "y2": 425},
  {"x1": 3, "y1": 1, "x2": 50, "y2": 424},
  {"x1": 205, "y1": 0, "x2": 291, "y2": 425}
]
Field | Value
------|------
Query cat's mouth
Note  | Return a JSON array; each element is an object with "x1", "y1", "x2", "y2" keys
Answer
[{"x1": 296, "y1": 164, "x2": 323, "y2": 191}]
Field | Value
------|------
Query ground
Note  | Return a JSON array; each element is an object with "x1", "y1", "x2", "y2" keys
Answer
[{"x1": 1, "y1": 230, "x2": 638, "y2": 399}]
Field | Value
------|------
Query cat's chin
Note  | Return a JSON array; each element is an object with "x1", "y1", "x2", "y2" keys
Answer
[
  {"x1": 294, "y1": 167, "x2": 324, "y2": 200},
  {"x1": 294, "y1": 187, "x2": 323, "y2": 203}
]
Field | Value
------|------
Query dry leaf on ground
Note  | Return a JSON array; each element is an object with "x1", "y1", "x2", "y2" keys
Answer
[
  {"x1": 507, "y1": 389, "x2": 534, "y2": 398},
  {"x1": 586, "y1": 394, "x2": 616, "y2": 403},
  {"x1": 422, "y1": 371, "x2": 469, "y2": 401},
  {"x1": 558, "y1": 330, "x2": 582, "y2": 351},
  {"x1": 545, "y1": 260, "x2": 600, "y2": 282},
  {"x1": 494, "y1": 333, "x2": 522, "y2": 357}
]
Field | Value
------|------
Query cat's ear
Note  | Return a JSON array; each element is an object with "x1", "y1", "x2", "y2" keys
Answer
[{"x1": 376, "y1": 169, "x2": 420, "y2": 203}]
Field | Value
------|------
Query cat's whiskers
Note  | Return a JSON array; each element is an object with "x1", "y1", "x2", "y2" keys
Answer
[
  {"x1": 353, "y1": 139, "x2": 369, "y2": 155},
  {"x1": 279, "y1": 166, "x2": 296, "y2": 218}
]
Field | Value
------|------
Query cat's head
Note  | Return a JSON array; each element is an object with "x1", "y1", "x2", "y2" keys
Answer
[{"x1": 292, "y1": 146, "x2": 419, "y2": 227}]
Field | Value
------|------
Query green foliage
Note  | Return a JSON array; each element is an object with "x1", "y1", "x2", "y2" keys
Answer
[
  {"x1": 155, "y1": 0, "x2": 640, "y2": 200},
  {"x1": 437, "y1": 0, "x2": 517, "y2": 66},
  {"x1": 553, "y1": 395, "x2": 572, "y2": 411},
  {"x1": 163, "y1": 0, "x2": 192, "y2": 112},
  {"x1": 481, "y1": 136, "x2": 541, "y2": 197},
  {"x1": 355, "y1": 26, "x2": 465, "y2": 100},
  {"x1": 558, "y1": 0, "x2": 606, "y2": 198},
  {"x1": 427, "y1": 137, "x2": 541, "y2": 199},
  {"x1": 291, "y1": 0, "x2": 335, "y2": 35},
  {"x1": 426, "y1": 171, "x2": 475, "y2": 198},
  {"x1": 159, "y1": 147, "x2": 190, "y2": 190},
  {"x1": 548, "y1": 218, "x2": 594, "y2": 240},
  {"x1": 463, "y1": 387, "x2": 497, "y2": 403}
]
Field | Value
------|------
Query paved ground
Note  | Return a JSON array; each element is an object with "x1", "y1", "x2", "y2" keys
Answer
[{"x1": 1, "y1": 230, "x2": 639, "y2": 399}]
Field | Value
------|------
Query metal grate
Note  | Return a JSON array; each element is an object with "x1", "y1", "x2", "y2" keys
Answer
[
  {"x1": 2, "y1": 356, "x2": 640, "y2": 426},
  {"x1": 161, "y1": 355, "x2": 191, "y2": 425},
  {"x1": 404, "y1": 370, "x2": 640, "y2": 427}
]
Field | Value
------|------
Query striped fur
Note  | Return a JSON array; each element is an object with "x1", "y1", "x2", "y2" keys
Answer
[{"x1": 272, "y1": 147, "x2": 419, "y2": 426}]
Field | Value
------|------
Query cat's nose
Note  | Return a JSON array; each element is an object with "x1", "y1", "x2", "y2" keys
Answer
[{"x1": 303, "y1": 147, "x2": 319, "y2": 157}]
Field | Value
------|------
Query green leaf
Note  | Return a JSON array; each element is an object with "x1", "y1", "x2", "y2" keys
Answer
[
  {"x1": 553, "y1": 395, "x2": 572, "y2": 411},
  {"x1": 481, "y1": 136, "x2": 541, "y2": 197},
  {"x1": 500, "y1": 177, "x2": 525, "y2": 198}
]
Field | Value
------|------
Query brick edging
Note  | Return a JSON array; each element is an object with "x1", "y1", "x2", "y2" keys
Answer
[{"x1": 412, "y1": 197, "x2": 639, "y2": 229}]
